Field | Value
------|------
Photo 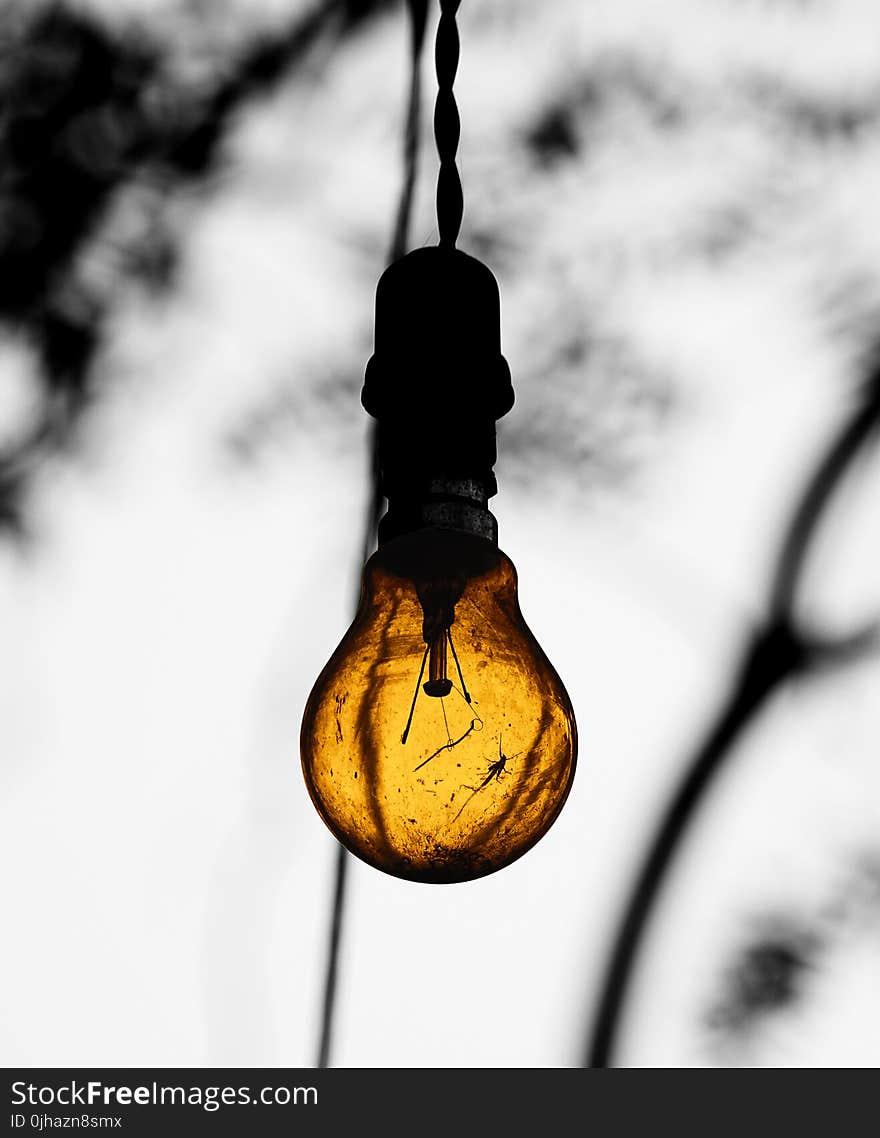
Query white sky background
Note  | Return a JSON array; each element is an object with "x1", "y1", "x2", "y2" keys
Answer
[{"x1": 2, "y1": 0, "x2": 880, "y2": 1068}]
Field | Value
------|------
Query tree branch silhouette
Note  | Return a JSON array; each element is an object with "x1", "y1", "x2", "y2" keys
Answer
[
  {"x1": 0, "y1": 0, "x2": 397, "y2": 532},
  {"x1": 584, "y1": 355, "x2": 880, "y2": 1068}
]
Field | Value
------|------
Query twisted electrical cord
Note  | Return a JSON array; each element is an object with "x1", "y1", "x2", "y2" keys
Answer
[
  {"x1": 434, "y1": 0, "x2": 463, "y2": 248},
  {"x1": 314, "y1": 0, "x2": 429, "y2": 1070}
]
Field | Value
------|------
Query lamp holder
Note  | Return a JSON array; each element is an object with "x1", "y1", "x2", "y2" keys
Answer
[{"x1": 362, "y1": 245, "x2": 514, "y2": 546}]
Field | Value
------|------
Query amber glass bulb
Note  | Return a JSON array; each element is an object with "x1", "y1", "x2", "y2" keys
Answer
[{"x1": 300, "y1": 527, "x2": 577, "y2": 883}]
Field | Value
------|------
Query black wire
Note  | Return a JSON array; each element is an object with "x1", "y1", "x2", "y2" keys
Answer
[
  {"x1": 315, "y1": 841, "x2": 350, "y2": 1069},
  {"x1": 314, "y1": 0, "x2": 429, "y2": 1071},
  {"x1": 390, "y1": 0, "x2": 430, "y2": 262}
]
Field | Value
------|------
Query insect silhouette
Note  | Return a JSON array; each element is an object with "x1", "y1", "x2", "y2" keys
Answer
[{"x1": 450, "y1": 736, "x2": 522, "y2": 823}]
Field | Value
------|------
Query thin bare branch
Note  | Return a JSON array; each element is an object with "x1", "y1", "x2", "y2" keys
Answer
[{"x1": 584, "y1": 357, "x2": 880, "y2": 1068}]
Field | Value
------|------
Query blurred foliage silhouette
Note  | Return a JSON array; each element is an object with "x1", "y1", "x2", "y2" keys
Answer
[
  {"x1": 0, "y1": 0, "x2": 395, "y2": 533},
  {"x1": 3, "y1": 0, "x2": 880, "y2": 1070},
  {"x1": 706, "y1": 850, "x2": 880, "y2": 1062}
]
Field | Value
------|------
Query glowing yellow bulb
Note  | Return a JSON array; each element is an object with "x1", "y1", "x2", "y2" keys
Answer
[{"x1": 300, "y1": 526, "x2": 577, "y2": 883}]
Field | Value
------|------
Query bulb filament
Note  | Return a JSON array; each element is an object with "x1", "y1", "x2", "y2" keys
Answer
[{"x1": 400, "y1": 579, "x2": 484, "y2": 771}]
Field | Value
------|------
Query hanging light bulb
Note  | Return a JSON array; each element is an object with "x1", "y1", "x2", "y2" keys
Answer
[
  {"x1": 301, "y1": 0, "x2": 576, "y2": 883},
  {"x1": 300, "y1": 247, "x2": 578, "y2": 883}
]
